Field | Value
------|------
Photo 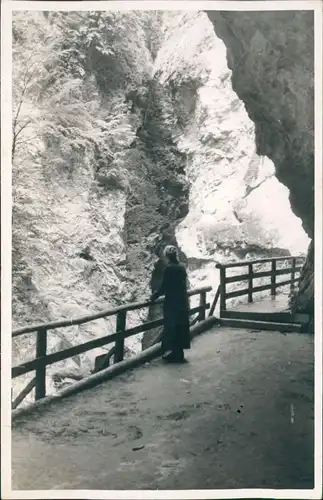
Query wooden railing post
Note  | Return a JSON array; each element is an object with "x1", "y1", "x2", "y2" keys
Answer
[
  {"x1": 35, "y1": 328, "x2": 47, "y2": 401},
  {"x1": 209, "y1": 285, "x2": 220, "y2": 317},
  {"x1": 199, "y1": 290, "x2": 207, "y2": 321},
  {"x1": 271, "y1": 260, "x2": 276, "y2": 296},
  {"x1": 219, "y1": 265, "x2": 226, "y2": 315},
  {"x1": 12, "y1": 377, "x2": 36, "y2": 410},
  {"x1": 114, "y1": 310, "x2": 126, "y2": 363},
  {"x1": 12, "y1": 285, "x2": 213, "y2": 409},
  {"x1": 290, "y1": 257, "x2": 296, "y2": 293},
  {"x1": 248, "y1": 263, "x2": 253, "y2": 303}
]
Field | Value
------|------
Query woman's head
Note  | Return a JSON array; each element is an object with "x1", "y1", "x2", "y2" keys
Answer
[{"x1": 164, "y1": 245, "x2": 179, "y2": 263}]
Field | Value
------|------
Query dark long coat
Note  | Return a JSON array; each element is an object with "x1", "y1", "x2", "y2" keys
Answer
[{"x1": 151, "y1": 262, "x2": 191, "y2": 351}]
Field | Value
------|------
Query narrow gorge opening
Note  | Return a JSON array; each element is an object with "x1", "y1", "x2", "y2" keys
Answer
[{"x1": 12, "y1": 9, "x2": 313, "y2": 400}]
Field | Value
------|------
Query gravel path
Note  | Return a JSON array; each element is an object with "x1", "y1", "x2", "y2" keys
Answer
[{"x1": 12, "y1": 326, "x2": 314, "y2": 490}]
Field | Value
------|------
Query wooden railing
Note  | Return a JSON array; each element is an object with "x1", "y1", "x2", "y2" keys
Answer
[
  {"x1": 12, "y1": 286, "x2": 212, "y2": 409},
  {"x1": 215, "y1": 255, "x2": 305, "y2": 316}
]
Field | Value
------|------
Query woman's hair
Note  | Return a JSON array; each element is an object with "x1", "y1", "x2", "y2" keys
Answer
[{"x1": 164, "y1": 245, "x2": 179, "y2": 263}]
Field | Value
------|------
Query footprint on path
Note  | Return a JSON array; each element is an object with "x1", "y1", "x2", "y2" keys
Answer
[
  {"x1": 157, "y1": 458, "x2": 187, "y2": 479},
  {"x1": 127, "y1": 425, "x2": 143, "y2": 440},
  {"x1": 218, "y1": 403, "x2": 231, "y2": 410},
  {"x1": 115, "y1": 410, "x2": 128, "y2": 417},
  {"x1": 159, "y1": 410, "x2": 190, "y2": 421},
  {"x1": 157, "y1": 401, "x2": 211, "y2": 422}
]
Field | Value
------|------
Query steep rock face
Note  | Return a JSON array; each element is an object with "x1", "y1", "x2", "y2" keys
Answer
[
  {"x1": 206, "y1": 10, "x2": 314, "y2": 316},
  {"x1": 121, "y1": 78, "x2": 191, "y2": 349},
  {"x1": 12, "y1": 11, "x2": 162, "y2": 396},
  {"x1": 206, "y1": 10, "x2": 314, "y2": 236},
  {"x1": 290, "y1": 239, "x2": 314, "y2": 320},
  {"x1": 151, "y1": 11, "x2": 309, "y2": 311},
  {"x1": 12, "y1": 11, "x2": 191, "y2": 397},
  {"x1": 12, "y1": 11, "x2": 312, "y2": 402}
]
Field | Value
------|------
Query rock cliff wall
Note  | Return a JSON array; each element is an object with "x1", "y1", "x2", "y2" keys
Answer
[
  {"x1": 206, "y1": 10, "x2": 314, "y2": 318},
  {"x1": 12, "y1": 11, "x2": 158, "y2": 396},
  {"x1": 12, "y1": 10, "x2": 311, "y2": 402},
  {"x1": 150, "y1": 11, "x2": 309, "y2": 318},
  {"x1": 12, "y1": 11, "x2": 191, "y2": 397}
]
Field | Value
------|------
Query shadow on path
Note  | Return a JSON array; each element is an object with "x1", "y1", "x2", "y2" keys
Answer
[{"x1": 12, "y1": 326, "x2": 314, "y2": 490}]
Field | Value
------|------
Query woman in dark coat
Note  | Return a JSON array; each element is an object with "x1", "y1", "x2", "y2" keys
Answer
[{"x1": 150, "y1": 245, "x2": 190, "y2": 363}]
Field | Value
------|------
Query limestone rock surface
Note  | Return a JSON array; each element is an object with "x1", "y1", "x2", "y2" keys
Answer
[
  {"x1": 12, "y1": 11, "x2": 311, "y2": 402},
  {"x1": 206, "y1": 10, "x2": 314, "y2": 317},
  {"x1": 152, "y1": 11, "x2": 309, "y2": 313}
]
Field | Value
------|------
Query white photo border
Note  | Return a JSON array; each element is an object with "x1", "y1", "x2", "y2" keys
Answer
[{"x1": 1, "y1": 1, "x2": 322, "y2": 499}]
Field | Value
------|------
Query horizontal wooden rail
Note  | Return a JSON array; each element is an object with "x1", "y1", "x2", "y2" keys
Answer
[
  {"x1": 225, "y1": 277, "x2": 300, "y2": 300},
  {"x1": 12, "y1": 304, "x2": 208, "y2": 379},
  {"x1": 225, "y1": 266, "x2": 303, "y2": 284},
  {"x1": 217, "y1": 254, "x2": 304, "y2": 317},
  {"x1": 12, "y1": 284, "x2": 212, "y2": 408},
  {"x1": 215, "y1": 255, "x2": 305, "y2": 270},
  {"x1": 12, "y1": 286, "x2": 212, "y2": 337}
]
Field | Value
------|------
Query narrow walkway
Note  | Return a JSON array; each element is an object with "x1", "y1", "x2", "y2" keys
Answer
[
  {"x1": 12, "y1": 326, "x2": 314, "y2": 490},
  {"x1": 231, "y1": 294, "x2": 290, "y2": 313}
]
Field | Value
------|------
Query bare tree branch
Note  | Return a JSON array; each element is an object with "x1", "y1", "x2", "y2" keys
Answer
[
  {"x1": 12, "y1": 54, "x2": 47, "y2": 136},
  {"x1": 15, "y1": 119, "x2": 33, "y2": 139},
  {"x1": 14, "y1": 134, "x2": 41, "y2": 149}
]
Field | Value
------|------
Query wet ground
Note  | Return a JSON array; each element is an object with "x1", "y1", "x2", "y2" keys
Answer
[{"x1": 12, "y1": 326, "x2": 314, "y2": 490}]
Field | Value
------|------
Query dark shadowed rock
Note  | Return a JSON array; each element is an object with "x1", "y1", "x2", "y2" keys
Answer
[{"x1": 207, "y1": 10, "x2": 314, "y2": 317}]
